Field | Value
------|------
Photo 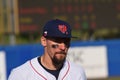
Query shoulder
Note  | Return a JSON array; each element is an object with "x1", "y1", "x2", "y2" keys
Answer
[
  {"x1": 66, "y1": 61, "x2": 87, "y2": 79},
  {"x1": 12, "y1": 57, "x2": 37, "y2": 72},
  {"x1": 68, "y1": 61, "x2": 84, "y2": 71},
  {"x1": 8, "y1": 57, "x2": 38, "y2": 80}
]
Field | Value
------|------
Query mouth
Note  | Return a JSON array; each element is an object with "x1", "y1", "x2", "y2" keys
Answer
[
  {"x1": 55, "y1": 52, "x2": 67, "y2": 58},
  {"x1": 56, "y1": 51, "x2": 66, "y2": 55}
]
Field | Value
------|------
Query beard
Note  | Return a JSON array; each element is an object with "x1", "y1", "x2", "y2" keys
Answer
[{"x1": 52, "y1": 53, "x2": 66, "y2": 67}]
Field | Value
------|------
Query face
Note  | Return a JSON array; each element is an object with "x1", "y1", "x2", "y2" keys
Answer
[{"x1": 41, "y1": 36, "x2": 71, "y2": 66}]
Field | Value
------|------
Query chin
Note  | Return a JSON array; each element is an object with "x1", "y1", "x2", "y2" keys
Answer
[{"x1": 52, "y1": 55, "x2": 66, "y2": 65}]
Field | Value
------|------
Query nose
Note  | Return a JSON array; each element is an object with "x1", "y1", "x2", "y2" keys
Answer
[{"x1": 59, "y1": 43, "x2": 66, "y2": 50}]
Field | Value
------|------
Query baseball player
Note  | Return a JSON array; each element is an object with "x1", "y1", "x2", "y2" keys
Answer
[{"x1": 8, "y1": 19, "x2": 86, "y2": 80}]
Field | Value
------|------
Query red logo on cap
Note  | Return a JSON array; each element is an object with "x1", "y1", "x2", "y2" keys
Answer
[{"x1": 58, "y1": 25, "x2": 68, "y2": 34}]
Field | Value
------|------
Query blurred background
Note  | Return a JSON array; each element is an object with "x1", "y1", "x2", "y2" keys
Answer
[
  {"x1": 0, "y1": 0, "x2": 120, "y2": 80},
  {"x1": 0, "y1": 0, "x2": 120, "y2": 45}
]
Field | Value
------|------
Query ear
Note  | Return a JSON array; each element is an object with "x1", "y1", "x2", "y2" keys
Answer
[{"x1": 41, "y1": 36, "x2": 47, "y2": 47}]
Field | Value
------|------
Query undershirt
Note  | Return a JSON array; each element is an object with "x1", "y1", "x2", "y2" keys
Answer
[{"x1": 37, "y1": 57, "x2": 62, "y2": 79}]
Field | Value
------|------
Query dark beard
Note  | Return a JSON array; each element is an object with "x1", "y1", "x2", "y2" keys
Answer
[{"x1": 52, "y1": 56, "x2": 65, "y2": 67}]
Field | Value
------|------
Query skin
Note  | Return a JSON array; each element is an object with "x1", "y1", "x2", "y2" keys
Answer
[{"x1": 40, "y1": 36, "x2": 71, "y2": 70}]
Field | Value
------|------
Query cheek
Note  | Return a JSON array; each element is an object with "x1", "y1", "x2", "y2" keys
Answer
[{"x1": 46, "y1": 44, "x2": 55, "y2": 57}]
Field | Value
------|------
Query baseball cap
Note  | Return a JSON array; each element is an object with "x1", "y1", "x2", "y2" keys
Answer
[{"x1": 42, "y1": 19, "x2": 76, "y2": 38}]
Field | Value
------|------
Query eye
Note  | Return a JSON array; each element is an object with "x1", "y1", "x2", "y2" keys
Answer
[
  {"x1": 46, "y1": 37, "x2": 71, "y2": 47},
  {"x1": 51, "y1": 44, "x2": 59, "y2": 48}
]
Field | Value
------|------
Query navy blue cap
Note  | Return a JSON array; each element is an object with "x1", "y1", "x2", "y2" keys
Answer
[{"x1": 42, "y1": 19, "x2": 75, "y2": 38}]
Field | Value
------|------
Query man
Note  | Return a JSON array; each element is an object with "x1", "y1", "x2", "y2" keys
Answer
[{"x1": 8, "y1": 19, "x2": 86, "y2": 80}]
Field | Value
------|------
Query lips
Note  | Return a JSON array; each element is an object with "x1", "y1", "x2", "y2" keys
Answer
[{"x1": 56, "y1": 51, "x2": 66, "y2": 55}]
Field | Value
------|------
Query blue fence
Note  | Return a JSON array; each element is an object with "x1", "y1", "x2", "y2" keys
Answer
[{"x1": 0, "y1": 39, "x2": 120, "y2": 78}]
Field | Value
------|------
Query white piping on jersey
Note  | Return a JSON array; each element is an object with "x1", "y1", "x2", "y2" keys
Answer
[
  {"x1": 61, "y1": 61, "x2": 70, "y2": 80},
  {"x1": 30, "y1": 60, "x2": 70, "y2": 80},
  {"x1": 30, "y1": 60, "x2": 47, "y2": 80}
]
